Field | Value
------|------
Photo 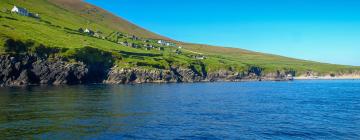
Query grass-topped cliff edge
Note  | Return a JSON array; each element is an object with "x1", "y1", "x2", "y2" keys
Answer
[{"x1": 1, "y1": 0, "x2": 360, "y2": 85}]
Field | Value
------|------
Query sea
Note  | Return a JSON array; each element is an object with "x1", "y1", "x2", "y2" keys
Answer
[{"x1": 0, "y1": 80, "x2": 359, "y2": 139}]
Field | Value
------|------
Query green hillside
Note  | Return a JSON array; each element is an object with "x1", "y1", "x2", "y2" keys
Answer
[{"x1": 0, "y1": 0, "x2": 359, "y2": 76}]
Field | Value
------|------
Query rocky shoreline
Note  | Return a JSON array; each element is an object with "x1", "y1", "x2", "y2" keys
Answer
[{"x1": 0, "y1": 54, "x2": 297, "y2": 87}]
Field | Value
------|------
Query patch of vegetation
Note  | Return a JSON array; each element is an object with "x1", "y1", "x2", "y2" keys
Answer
[
  {"x1": 3, "y1": 38, "x2": 32, "y2": 53},
  {"x1": 119, "y1": 51, "x2": 162, "y2": 57},
  {"x1": 31, "y1": 44, "x2": 68, "y2": 58},
  {"x1": 189, "y1": 61, "x2": 207, "y2": 77},
  {"x1": 2, "y1": 38, "x2": 67, "y2": 57},
  {"x1": 136, "y1": 61, "x2": 166, "y2": 69},
  {"x1": 63, "y1": 46, "x2": 114, "y2": 69}
]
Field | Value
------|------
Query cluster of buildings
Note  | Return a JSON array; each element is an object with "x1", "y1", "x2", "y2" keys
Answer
[
  {"x1": 118, "y1": 38, "x2": 179, "y2": 51},
  {"x1": 157, "y1": 40, "x2": 176, "y2": 47},
  {"x1": 9, "y1": 5, "x2": 207, "y2": 60},
  {"x1": 76, "y1": 28, "x2": 207, "y2": 59},
  {"x1": 11, "y1": 6, "x2": 39, "y2": 18},
  {"x1": 158, "y1": 40, "x2": 206, "y2": 59}
]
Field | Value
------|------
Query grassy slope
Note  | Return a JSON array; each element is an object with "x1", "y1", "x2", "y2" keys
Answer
[
  {"x1": 0, "y1": 0, "x2": 359, "y2": 76},
  {"x1": 49, "y1": 0, "x2": 169, "y2": 40},
  {"x1": 180, "y1": 43, "x2": 360, "y2": 74}
]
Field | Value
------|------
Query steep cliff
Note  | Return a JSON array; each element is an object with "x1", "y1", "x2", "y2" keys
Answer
[{"x1": 0, "y1": 55, "x2": 88, "y2": 86}]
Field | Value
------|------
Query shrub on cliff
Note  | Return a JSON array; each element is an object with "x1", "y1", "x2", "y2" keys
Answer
[
  {"x1": 2, "y1": 38, "x2": 67, "y2": 58},
  {"x1": 3, "y1": 38, "x2": 32, "y2": 53},
  {"x1": 189, "y1": 61, "x2": 207, "y2": 77},
  {"x1": 30, "y1": 44, "x2": 68, "y2": 58},
  {"x1": 64, "y1": 46, "x2": 114, "y2": 67}
]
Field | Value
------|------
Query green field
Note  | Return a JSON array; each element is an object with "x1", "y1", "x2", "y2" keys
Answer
[{"x1": 1, "y1": 0, "x2": 359, "y2": 76}]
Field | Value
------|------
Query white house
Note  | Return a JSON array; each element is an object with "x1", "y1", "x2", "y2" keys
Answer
[
  {"x1": 11, "y1": 6, "x2": 29, "y2": 16},
  {"x1": 157, "y1": 40, "x2": 164, "y2": 44},
  {"x1": 195, "y1": 55, "x2": 206, "y2": 60},
  {"x1": 84, "y1": 28, "x2": 91, "y2": 33},
  {"x1": 83, "y1": 28, "x2": 95, "y2": 36}
]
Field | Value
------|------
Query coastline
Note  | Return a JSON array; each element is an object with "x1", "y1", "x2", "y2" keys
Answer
[
  {"x1": 294, "y1": 76, "x2": 360, "y2": 80},
  {"x1": 1, "y1": 76, "x2": 360, "y2": 88},
  {"x1": 1, "y1": 54, "x2": 359, "y2": 87}
]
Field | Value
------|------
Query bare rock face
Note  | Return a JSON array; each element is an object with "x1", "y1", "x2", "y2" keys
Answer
[
  {"x1": 206, "y1": 70, "x2": 240, "y2": 82},
  {"x1": 104, "y1": 68, "x2": 166, "y2": 84},
  {"x1": 104, "y1": 67, "x2": 200, "y2": 84},
  {"x1": 104, "y1": 66, "x2": 295, "y2": 84},
  {"x1": 31, "y1": 60, "x2": 88, "y2": 85},
  {"x1": 0, "y1": 55, "x2": 88, "y2": 87}
]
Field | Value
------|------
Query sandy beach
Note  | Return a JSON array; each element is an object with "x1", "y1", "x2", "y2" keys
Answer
[{"x1": 295, "y1": 76, "x2": 360, "y2": 80}]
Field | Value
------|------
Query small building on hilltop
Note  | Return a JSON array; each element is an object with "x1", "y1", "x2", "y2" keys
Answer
[
  {"x1": 157, "y1": 40, "x2": 164, "y2": 44},
  {"x1": 11, "y1": 6, "x2": 40, "y2": 18},
  {"x1": 84, "y1": 28, "x2": 91, "y2": 33},
  {"x1": 195, "y1": 55, "x2": 206, "y2": 60},
  {"x1": 144, "y1": 44, "x2": 153, "y2": 49},
  {"x1": 131, "y1": 35, "x2": 139, "y2": 40},
  {"x1": 157, "y1": 40, "x2": 176, "y2": 47},
  {"x1": 84, "y1": 28, "x2": 95, "y2": 35},
  {"x1": 11, "y1": 6, "x2": 29, "y2": 16}
]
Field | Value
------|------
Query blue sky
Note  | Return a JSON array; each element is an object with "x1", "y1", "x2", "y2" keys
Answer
[{"x1": 86, "y1": 0, "x2": 360, "y2": 66}]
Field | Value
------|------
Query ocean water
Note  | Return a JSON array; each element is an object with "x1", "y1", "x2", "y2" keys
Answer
[{"x1": 0, "y1": 80, "x2": 359, "y2": 139}]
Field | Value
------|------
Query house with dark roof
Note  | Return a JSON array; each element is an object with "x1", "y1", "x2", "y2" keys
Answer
[{"x1": 11, "y1": 6, "x2": 29, "y2": 16}]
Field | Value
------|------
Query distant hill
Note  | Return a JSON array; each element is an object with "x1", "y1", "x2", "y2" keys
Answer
[{"x1": 1, "y1": 0, "x2": 359, "y2": 85}]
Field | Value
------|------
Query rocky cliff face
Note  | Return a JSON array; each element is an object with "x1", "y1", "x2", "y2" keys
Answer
[
  {"x1": 0, "y1": 54, "x2": 294, "y2": 87},
  {"x1": 104, "y1": 66, "x2": 294, "y2": 84},
  {"x1": 0, "y1": 55, "x2": 88, "y2": 86}
]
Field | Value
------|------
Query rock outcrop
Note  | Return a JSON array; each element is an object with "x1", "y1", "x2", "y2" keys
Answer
[
  {"x1": 104, "y1": 66, "x2": 295, "y2": 84},
  {"x1": 0, "y1": 55, "x2": 88, "y2": 86},
  {"x1": 0, "y1": 54, "x2": 295, "y2": 87}
]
